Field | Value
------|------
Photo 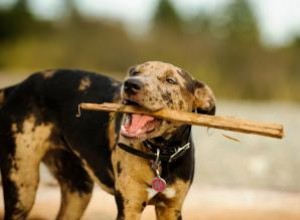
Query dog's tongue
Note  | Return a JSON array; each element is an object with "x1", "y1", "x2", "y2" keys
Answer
[{"x1": 125, "y1": 114, "x2": 155, "y2": 134}]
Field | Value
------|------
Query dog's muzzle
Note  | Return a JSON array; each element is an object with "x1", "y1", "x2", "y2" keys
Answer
[{"x1": 123, "y1": 78, "x2": 143, "y2": 95}]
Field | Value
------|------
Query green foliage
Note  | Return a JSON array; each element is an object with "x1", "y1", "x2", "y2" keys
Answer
[
  {"x1": 221, "y1": 0, "x2": 259, "y2": 42},
  {"x1": 0, "y1": 0, "x2": 31, "y2": 40},
  {"x1": 153, "y1": 0, "x2": 182, "y2": 30},
  {"x1": 0, "y1": 0, "x2": 51, "y2": 41}
]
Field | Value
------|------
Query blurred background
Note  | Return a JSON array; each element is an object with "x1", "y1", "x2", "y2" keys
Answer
[
  {"x1": 0, "y1": 0, "x2": 300, "y2": 219},
  {"x1": 0, "y1": 0, "x2": 300, "y2": 100}
]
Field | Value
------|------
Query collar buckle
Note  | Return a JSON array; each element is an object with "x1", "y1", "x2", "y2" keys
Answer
[{"x1": 168, "y1": 142, "x2": 190, "y2": 163}]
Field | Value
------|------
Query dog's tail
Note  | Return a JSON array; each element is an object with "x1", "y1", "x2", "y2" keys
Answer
[{"x1": 0, "y1": 85, "x2": 17, "y2": 110}]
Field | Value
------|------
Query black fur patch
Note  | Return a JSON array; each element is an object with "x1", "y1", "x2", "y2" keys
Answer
[
  {"x1": 115, "y1": 190, "x2": 125, "y2": 219},
  {"x1": 196, "y1": 105, "x2": 216, "y2": 115},
  {"x1": 117, "y1": 161, "x2": 122, "y2": 176},
  {"x1": 177, "y1": 69, "x2": 195, "y2": 93},
  {"x1": 161, "y1": 91, "x2": 173, "y2": 105}
]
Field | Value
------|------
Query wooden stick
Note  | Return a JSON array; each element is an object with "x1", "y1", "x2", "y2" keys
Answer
[{"x1": 77, "y1": 103, "x2": 284, "y2": 139}]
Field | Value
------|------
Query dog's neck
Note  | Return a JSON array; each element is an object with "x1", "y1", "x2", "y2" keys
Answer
[{"x1": 117, "y1": 124, "x2": 192, "y2": 166}]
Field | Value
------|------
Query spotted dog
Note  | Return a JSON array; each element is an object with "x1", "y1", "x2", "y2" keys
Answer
[{"x1": 0, "y1": 61, "x2": 215, "y2": 220}]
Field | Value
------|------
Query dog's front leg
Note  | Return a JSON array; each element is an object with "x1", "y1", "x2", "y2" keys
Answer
[
  {"x1": 112, "y1": 149, "x2": 151, "y2": 220},
  {"x1": 154, "y1": 179, "x2": 191, "y2": 220},
  {"x1": 114, "y1": 185, "x2": 148, "y2": 220},
  {"x1": 155, "y1": 204, "x2": 183, "y2": 220}
]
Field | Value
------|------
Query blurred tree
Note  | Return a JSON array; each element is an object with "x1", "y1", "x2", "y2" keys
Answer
[
  {"x1": 291, "y1": 36, "x2": 300, "y2": 51},
  {"x1": 289, "y1": 36, "x2": 300, "y2": 81},
  {"x1": 210, "y1": 0, "x2": 263, "y2": 98},
  {"x1": 195, "y1": 13, "x2": 212, "y2": 33},
  {"x1": 62, "y1": 0, "x2": 83, "y2": 24},
  {"x1": 0, "y1": 0, "x2": 33, "y2": 41},
  {"x1": 64, "y1": 0, "x2": 78, "y2": 15},
  {"x1": 152, "y1": 0, "x2": 182, "y2": 31},
  {"x1": 218, "y1": 0, "x2": 259, "y2": 43},
  {"x1": 184, "y1": 11, "x2": 212, "y2": 35}
]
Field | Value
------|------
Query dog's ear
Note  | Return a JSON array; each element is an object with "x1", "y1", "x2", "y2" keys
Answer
[{"x1": 193, "y1": 80, "x2": 216, "y2": 115}]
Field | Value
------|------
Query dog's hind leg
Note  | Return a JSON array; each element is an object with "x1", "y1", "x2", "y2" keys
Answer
[
  {"x1": 1, "y1": 157, "x2": 40, "y2": 220},
  {"x1": 0, "y1": 116, "x2": 54, "y2": 219},
  {"x1": 1, "y1": 159, "x2": 40, "y2": 220},
  {"x1": 43, "y1": 149, "x2": 94, "y2": 220},
  {"x1": 0, "y1": 141, "x2": 43, "y2": 220}
]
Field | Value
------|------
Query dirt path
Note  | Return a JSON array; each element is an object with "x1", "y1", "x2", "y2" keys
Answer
[{"x1": 1, "y1": 185, "x2": 300, "y2": 220}]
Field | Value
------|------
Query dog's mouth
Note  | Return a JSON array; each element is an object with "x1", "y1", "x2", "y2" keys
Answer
[{"x1": 120, "y1": 99, "x2": 163, "y2": 139}]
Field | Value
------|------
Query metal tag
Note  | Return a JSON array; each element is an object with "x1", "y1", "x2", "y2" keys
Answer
[{"x1": 151, "y1": 177, "x2": 167, "y2": 192}]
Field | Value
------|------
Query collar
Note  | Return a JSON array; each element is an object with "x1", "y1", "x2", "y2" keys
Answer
[{"x1": 118, "y1": 125, "x2": 191, "y2": 163}]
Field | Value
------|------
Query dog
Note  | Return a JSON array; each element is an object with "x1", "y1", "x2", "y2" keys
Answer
[{"x1": 0, "y1": 61, "x2": 215, "y2": 220}]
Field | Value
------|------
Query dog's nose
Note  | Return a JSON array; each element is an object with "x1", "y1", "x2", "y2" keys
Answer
[{"x1": 123, "y1": 78, "x2": 143, "y2": 95}]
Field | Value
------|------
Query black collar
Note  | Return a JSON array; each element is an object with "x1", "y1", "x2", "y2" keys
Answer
[{"x1": 118, "y1": 125, "x2": 191, "y2": 163}]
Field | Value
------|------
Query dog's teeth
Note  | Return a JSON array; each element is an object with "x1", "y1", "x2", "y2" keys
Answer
[
  {"x1": 124, "y1": 115, "x2": 131, "y2": 125},
  {"x1": 125, "y1": 116, "x2": 129, "y2": 124}
]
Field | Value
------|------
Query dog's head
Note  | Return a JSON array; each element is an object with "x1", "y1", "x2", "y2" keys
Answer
[{"x1": 120, "y1": 61, "x2": 215, "y2": 141}]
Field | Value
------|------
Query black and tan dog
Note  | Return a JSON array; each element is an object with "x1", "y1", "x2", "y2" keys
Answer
[{"x1": 0, "y1": 61, "x2": 215, "y2": 220}]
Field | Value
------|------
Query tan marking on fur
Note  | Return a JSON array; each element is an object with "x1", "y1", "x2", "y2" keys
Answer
[
  {"x1": 147, "y1": 188, "x2": 158, "y2": 200},
  {"x1": 9, "y1": 115, "x2": 54, "y2": 213},
  {"x1": 108, "y1": 169, "x2": 115, "y2": 181},
  {"x1": 42, "y1": 151, "x2": 93, "y2": 219},
  {"x1": 157, "y1": 201, "x2": 167, "y2": 207},
  {"x1": 108, "y1": 96, "x2": 122, "y2": 150},
  {"x1": 155, "y1": 179, "x2": 191, "y2": 219},
  {"x1": 71, "y1": 149, "x2": 115, "y2": 195},
  {"x1": 108, "y1": 112, "x2": 118, "y2": 150},
  {"x1": 112, "y1": 81, "x2": 120, "y2": 87},
  {"x1": 194, "y1": 84, "x2": 215, "y2": 111},
  {"x1": 78, "y1": 77, "x2": 91, "y2": 91},
  {"x1": 112, "y1": 139, "x2": 154, "y2": 218},
  {"x1": 57, "y1": 184, "x2": 92, "y2": 220},
  {"x1": 162, "y1": 187, "x2": 176, "y2": 199},
  {"x1": 43, "y1": 69, "x2": 56, "y2": 79},
  {"x1": 12, "y1": 115, "x2": 53, "y2": 156},
  {"x1": 0, "y1": 90, "x2": 4, "y2": 107}
]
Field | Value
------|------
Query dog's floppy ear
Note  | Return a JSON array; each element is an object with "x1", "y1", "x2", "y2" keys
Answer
[{"x1": 193, "y1": 80, "x2": 216, "y2": 115}]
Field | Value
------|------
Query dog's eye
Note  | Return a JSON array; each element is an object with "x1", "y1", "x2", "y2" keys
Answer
[
  {"x1": 130, "y1": 71, "x2": 140, "y2": 76},
  {"x1": 166, "y1": 77, "x2": 177, "y2": 85},
  {"x1": 129, "y1": 67, "x2": 140, "y2": 76}
]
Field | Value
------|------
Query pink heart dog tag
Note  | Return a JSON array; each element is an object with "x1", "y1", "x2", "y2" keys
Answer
[{"x1": 151, "y1": 177, "x2": 167, "y2": 192}]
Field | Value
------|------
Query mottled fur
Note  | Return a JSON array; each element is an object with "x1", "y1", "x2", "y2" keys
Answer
[{"x1": 0, "y1": 61, "x2": 215, "y2": 220}]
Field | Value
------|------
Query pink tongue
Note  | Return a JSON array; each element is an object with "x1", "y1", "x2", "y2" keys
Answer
[{"x1": 126, "y1": 114, "x2": 155, "y2": 134}]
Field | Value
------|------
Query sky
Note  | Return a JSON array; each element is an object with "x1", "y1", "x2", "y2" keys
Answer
[{"x1": 1, "y1": 0, "x2": 300, "y2": 46}]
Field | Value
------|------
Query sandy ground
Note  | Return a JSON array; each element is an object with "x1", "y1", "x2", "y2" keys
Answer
[{"x1": 1, "y1": 184, "x2": 300, "y2": 220}]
